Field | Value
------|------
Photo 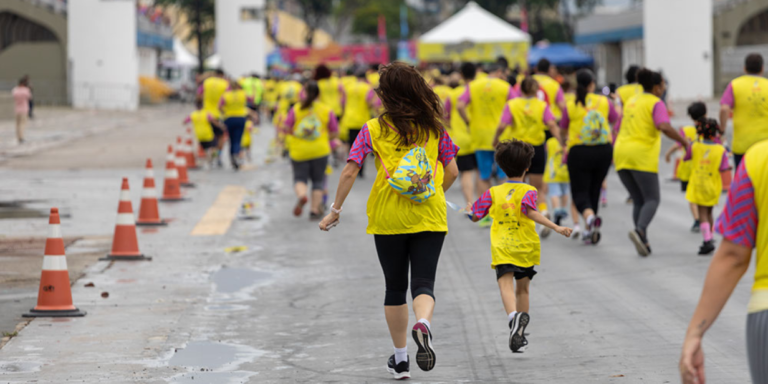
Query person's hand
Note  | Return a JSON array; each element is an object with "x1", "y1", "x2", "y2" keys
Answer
[
  {"x1": 319, "y1": 211, "x2": 340, "y2": 231},
  {"x1": 680, "y1": 336, "x2": 705, "y2": 384},
  {"x1": 555, "y1": 226, "x2": 572, "y2": 238},
  {"x1": 465, "y1": 202, "x2": 473, "y2": 213},
  {"x1": 665, "y1": 151, "x2": 673, "y2": 163}
]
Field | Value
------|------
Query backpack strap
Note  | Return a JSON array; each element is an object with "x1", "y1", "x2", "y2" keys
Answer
[{"x1": 374, "y1": 119, "x2": 441, "y2": 179}]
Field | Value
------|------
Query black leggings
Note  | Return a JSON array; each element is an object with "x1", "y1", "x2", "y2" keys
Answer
[
  {"x1": 567, "y1": 144, "x2": 612, "y2": 215},
  {"x1": 373, "y1": 231, "x2": 446, "y2": 306}
]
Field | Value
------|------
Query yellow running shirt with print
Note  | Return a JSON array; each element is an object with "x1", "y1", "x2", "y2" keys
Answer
[
  {"x1": 190, "y1": 110, "x2": 214, "y2": 143},
  {"x1": 533, "y1": 74, "x2": 563, "y2": 119},
  {"x1": 617, "y1": 83, "x2": 643, "y2": 107},
  {"x1": 614, "y1": 93, "x2": 664, "y2": 173},
  {"x1": 488, "y1": 182, "x2": 540, "y2": 268},
  {"x1": 543, "y1": 137, "x2": 569, "y2": 183},
  {"x1": 730, "y1": 75, "x2": 768, "y2": 154},
  {"x1": 685, "y1": 141, "x2": 726, "y2": 207},
  {"x1": 221, "y1": 90, "x2": 249, "y2": 118},
  {"x1": 448, "y1": 87, "x2": 473, "y2": 156},
  {"x1": 504, "y1": 97, "x2": 548, "y2": 146},
  {"x1": 287, "y1": 101, "x2": 332, "y2": 162},
  {"x1": 676, "y1": 126, "x2": 699, "y2": 182},
  {"x1": 467, "y1": 78, "x2": 511, "y2": 151},
  {"x1": 318, "y1": 77, "x2": 343, "y2": 116}
]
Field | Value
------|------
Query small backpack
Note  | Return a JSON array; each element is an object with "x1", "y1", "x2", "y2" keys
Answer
[
  {"x1": 579, "y1": 98, "x2": 611, "y2": 146},
  {"x1": 294, "y1": 113, "x2": 322, "y2": 141},
  {"x1": 377, "y1": 121, "x2": 439, "y2": 204}
]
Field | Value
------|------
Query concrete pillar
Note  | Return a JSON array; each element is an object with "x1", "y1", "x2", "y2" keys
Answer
[
  {"x1": 644, "y1": 0, "x2": 713, "y2": 101},
  {"x1": 68, "y1": 0, "x2": 138, "y2": 110},
  {"x1": 215, "y1": 0, "x2": 267, "y2": 78}
]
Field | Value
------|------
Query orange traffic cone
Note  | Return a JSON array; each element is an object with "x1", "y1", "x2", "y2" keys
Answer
[
  {"x1": 176, "y1": 137, "x2": 195, "y2": 187},
  {"x1": 136, "y1": 159, "x2": 167, "y2": 226},
  {"x1": 101, "y1": 178, "x2": 150, "y2": 261},
  {"x1": 161, "y1": 145, "x2": 185, "y2": 202},
  {"x1": 185, "y1": 129, "x2": 199, "y2": 170},
  {"x1": 23, "y1": 208, "x2": 86, "y2": 317}
]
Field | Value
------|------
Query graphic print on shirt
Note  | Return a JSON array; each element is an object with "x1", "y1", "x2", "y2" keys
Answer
[
  {"x1": 295, "y1": 114, "x2": 322, "y2": 141},
  {"x1": 498, "y1": 188, "x2": 524, "y2": 252},
  {"x1": 389, "y1": 146, "x2": 436, "y2": 204},
  {"x1": 748, "y1": 80, "x2": 766, "y2": 116}
]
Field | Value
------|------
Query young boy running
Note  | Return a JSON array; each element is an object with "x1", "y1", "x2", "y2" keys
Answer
[{"x1": 467, "y1": 139, "x2": 572, "y2": 352}]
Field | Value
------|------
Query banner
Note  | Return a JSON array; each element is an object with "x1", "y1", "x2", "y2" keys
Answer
[
  {"x1": 278, "y1": 43, "x2": 389, "y2": 68},
  {"x1": 418, "y1": 41, "x2": 529, "y2": 69}
]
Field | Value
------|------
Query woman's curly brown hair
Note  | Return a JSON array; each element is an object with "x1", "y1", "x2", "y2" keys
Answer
[{"x1": 375, "y1": 62, "x2": 445, "y2": 147}]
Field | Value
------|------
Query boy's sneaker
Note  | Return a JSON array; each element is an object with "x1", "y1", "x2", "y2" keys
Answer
[
  {"x1": 698, "y1": 240, "x2": 716, "y2": 255},
  {"x1": 691, "y1": 220, "x2": 701, "y2": 233},
  {"x1": 508, "y1": 312, "x2": 530, "y2": 353},
  {"x1": 629, "y1": 230, "x2": 651, "y2": 257},
  {"x1": 412, "y1": 322, "x2": 435, "y2": 371},
  {"x1": 386, "y1": 355, "x2": 410, "y2": 380}
]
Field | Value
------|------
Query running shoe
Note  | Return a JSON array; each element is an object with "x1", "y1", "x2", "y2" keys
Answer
[
  {"x1": 478, "y1": 215, "x2": 493, "y2": 228},
  {"x1": 386, "y1": 355, "x2": 411, "y2": 380},
  {"x1": 553, "y1": 210, "x2": 567, "y2": 226},
  {"x1": 508, "y1": 312, "x2": 530, "y2": 353},
  {"x1": 590, "y1": 216, "x2": 602, "y2": 245},
  {"x1": 698, "y1": 240, "x2": 715, "y2": 255},
  {"x1": 412, "y1": 322, "x2": 435, "y2": 371},
  {"x1": 629, "y1": 230, "x2": 651, "y2": 257},
  {"x1": 293, "y1": 196, "x2": 308, "y2": 217},
  {"x1": 690, "y1": 220, "x2": 701, "y2": 233},
  {"x1": 572, "y1": 225, "x2": 582, "y2": 240}
]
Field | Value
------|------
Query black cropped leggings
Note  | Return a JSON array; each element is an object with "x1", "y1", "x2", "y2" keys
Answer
[
  {"x1": 567, "y1": 144, "x2": 613, "y2": 215},
  {"x1": 373, "y1": 231, "x2": 446, "y2": 306}
]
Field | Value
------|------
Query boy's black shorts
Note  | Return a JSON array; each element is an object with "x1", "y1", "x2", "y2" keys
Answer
[{"x1": 496, "y1": 263, "x2": 537, "y2": 281}]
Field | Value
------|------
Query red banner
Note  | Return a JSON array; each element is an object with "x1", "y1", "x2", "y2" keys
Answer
[{"x1": 279, "y1": 43, "x2": 390, "y2": 68}]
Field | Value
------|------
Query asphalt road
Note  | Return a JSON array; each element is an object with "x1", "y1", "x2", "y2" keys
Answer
[{"x1": 0, "y1": 103, "x2": 753, "y2": 383}]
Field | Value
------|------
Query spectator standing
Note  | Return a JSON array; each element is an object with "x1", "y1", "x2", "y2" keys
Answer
[{"x1": 12, "y1": 77, "x2": 32, "y2": 144}]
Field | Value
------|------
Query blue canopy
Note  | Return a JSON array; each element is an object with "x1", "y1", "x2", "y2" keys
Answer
[{"x1": 528, "y1": 43, "x2": 594, "y2": 67}]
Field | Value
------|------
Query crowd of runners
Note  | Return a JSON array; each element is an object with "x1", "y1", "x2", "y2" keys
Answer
[{"x1": 188, "y1": 54, "x2": 768, "y2": 382}]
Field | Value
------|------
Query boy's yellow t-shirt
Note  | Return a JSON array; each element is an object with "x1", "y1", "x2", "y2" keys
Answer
[
  {"x1": 487, "y1": 182, "x2": 540, "y2": 268},
  {"x1": 543, "y1": 137, "x2": 569, "y2": 183}
]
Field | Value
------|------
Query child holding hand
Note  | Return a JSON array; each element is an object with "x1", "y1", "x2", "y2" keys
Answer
[{"x1": 467, "y1": 139, "x2": 572, "y2": 353}]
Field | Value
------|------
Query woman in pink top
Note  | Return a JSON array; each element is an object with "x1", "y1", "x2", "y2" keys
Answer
[{"x1": 12, "y1": 78, "x2": 32, "y2": 144}]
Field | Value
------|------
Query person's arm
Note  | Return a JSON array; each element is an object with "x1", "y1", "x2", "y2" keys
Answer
[
  {"x1": 328, "y1": 111, "x2": 340, "y2": 141},
  {"x1": 555, "y1": 88, "x2": 566, "y2": 118},
  {"x1": 319, "y1": 162, "x2": 360, "y2": 231},
  {"x1": 660, "y1": 123, "x2": 689, "y2": 148},
  {"x1": 466, "y1": 190, "x2": 492, "y2": 222},
  {"x1": 457, "y1": 86, "x2": 471, "y2": 126},
  {"x1": 654, "y1": 102, "x2": 689, "y2": 147},
  {"x1": 719, "y1": 83, "x2": 734, "y2": 135},
  {"x1": 442, "y1": 159, "x2": 459, "y2": 192},
  {"x1": 543, "y1": 106, "x2": 562, "y2": 147},
  {"x1": 664, "y1": 144, "x2": 682, "y2": 163},
  {"x1": 679, "y1": 240, "x2": 752, "y2": 384},
  {"x1": 437, "y1": 130, "x2": 460, "y2": 191},
  {"x1": 493, "y1": 104, "x2": 513, "y2": 148}
]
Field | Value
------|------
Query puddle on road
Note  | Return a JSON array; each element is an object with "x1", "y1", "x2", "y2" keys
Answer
[
  {"x1": 169, "y1": 371, "x2": 256, "y2": 384},
  {"x1": 0, "y1": 361, "x2": 42, "y2": 373},
  {"x1": 168, "y1": 341, "x2": 265, "y2": 371},
  {"x1": 210, "y1": 267, "x2": 271, "y2": 294},
  {"x1": 0, "y1": 201, "x2": 71, "y2": 220}
]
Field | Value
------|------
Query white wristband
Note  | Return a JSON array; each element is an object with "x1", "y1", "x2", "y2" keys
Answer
[{"x1": 331, "y1": 204, "x2": 342, "y2": 214}]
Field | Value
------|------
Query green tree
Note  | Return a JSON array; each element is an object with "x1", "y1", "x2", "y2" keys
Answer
[
  {"x1": 154, "y1": 0, "x2": 215, "y2": 73},
  {"x1": 294, "y1": 0, "x2": 335, "y2": 47},
  {"x1": 351, "y1": 0, "x2": 416, "y2": 41}
]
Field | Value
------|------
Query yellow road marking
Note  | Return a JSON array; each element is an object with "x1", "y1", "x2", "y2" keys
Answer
[{"x1": 191, "y1": 186, "x2": 247, "y2": 236}]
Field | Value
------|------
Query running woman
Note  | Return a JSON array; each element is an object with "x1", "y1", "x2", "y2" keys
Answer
[
  {"x1": 184, "y1": 100, "x2": 226, "y2": 168},
  {"x1": 339, "y1": 70, "x2": 377, "y2": 177},
  {"x1": 560, "y1": 69, "x2": 618, "y2": 244},
  {"x1": 219, "y1": 80, "x2": 252, "y2": 170},
  {"x1": 319, "y1": 62, "x2": 459, "y2": 379},
  {"x1": 493, "y1": 77, "x2": 562, "y2": 234},
  {"x1": 467, "y1": 139, "x2": 572, "y2": 353},
  {"x1": 314, "y1": 64, "x2": 344, "y2": 122},
  {"x1": 199, "y1": 69, "x2": 229, "y2": 160},
  {"x1": 680, "y1": 139, "x2": 768, "y2": 384},
  {"x1": 614, "y1": 68, "x2": 689, "y2": 256},
  {"x1": 457, "y1": 63, "x2": 514, "y2": 199},
  {"x1": 444, "y1": 78, "x2": 477, "y2": 205},
  {"x1": 683, "y1": 118, "x2": 730, "y2": 255},
  {"x1": 665, "y1": 102, "x2": 707, "y2": 232},
  {"x1": 720, "y1": 53, "x2": 768, "y2": 168},
  {"x1": 284, "y1": 81, "x2": 339, "y2": 220}
]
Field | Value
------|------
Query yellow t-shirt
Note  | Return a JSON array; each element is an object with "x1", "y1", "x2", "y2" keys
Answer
[
  {"x1": 274, "y1": 81, "x2": 302, "y2": 127},
  {"x1": 685, "y1": 140, "x2": 726, "y2": 207},
  {"x1": 543, "y1": 137, "x2": 569, "y2": 183},
  {"x1": 565, "y1": 93, "x2": 612, "y2": 150},
  {"x1": 432, "y1": 85, "x2": 452, "y2": 103},
  {"x1": 616, "y1": 83, "x2": 643, "y2": 107},
  {"x1": 202, "y1": 77, "x2": 229, "y2": 119},
  {"x1": 614, "y1": 93, "x2": 665, "y2": 173},
  {"x1": 189, "y1": 110, "x2": 214, "y2": 143},
  {"x1": 340, "y1": 81, "x2": 373, "y2": 136},
  {"x1": 365, "y1": 117, "x2": 447, "y2": 235},
  {"x1": 318, "y1": 77, "x2": 343, "y2": 116},
  {"x1": 488, "y1": 182, "x2": 540, "y2": 268},
  {"x1": 503, "y1": 97, "x2": 548, "y2": 146},
  {"x1": 221, "y1": 90, "x2": 248, "y2": 118},
  {"x1": 448, "y1": 87, "x2": 473, "y2": 156},
  {"x1": 467, "y1": 78, "x2": 511, "y2": 151},
  {"x1": 677, "y1": 126, "x2": 699, "y2": 182},
  {"x1": 533, "y1": 74, "x2": 563, "y2": 120},
  {"x1": 287, "y1": 101, "x2": 332, "y2": 162},
  {"x1": 745, "y1": 141, "x2": 768, "y2": 312},
  {"x1": 264, "y1": 79, "x2": 279, "y2": 107},
  {"x1": 367, "y1": 72, "x2": 380, "y2": 88},
  {"x1": 730, "y1": 75, "x2": 768, "y2": 154},
  {"x1": 241, "y1": 120, "x2": 253, "y2": 148}
]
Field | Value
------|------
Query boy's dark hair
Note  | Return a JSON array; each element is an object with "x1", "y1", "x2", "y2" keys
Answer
[
  {"x1": 745, "y1": 53, "x2": 764, "y2": 74},
  {"x1": 536, "y1": 58, "x2": 551, "y2": 74},
  {"x1": 696, "y1": 117, "x2": 720, "y2": 140},
  {"x1": 687, "y1": 101, "x2": 707, "y2": 121},
  {"x1": 495, "y1": 139, "x2": 535, "y2": 178}
]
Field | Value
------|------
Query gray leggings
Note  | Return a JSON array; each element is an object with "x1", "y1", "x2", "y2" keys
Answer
[
  {"x1": 617, "y1": 170, "x2": 660, "y2": 236},
  {"x1": 748, "y1": 309, "x2": 768, "y2": 383}
]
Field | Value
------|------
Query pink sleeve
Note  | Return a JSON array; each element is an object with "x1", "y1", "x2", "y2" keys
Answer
[
  {"x1": 542, "y1": 106, "x2": 555, "y2": 124},
  {"x1": 683, "y1": 144, "x2": 692, "y2": 161},
  {"x1": 608, "y1": 101, "x2": 619, "y2": 124},
  {"x1": 652, "y1": 101, "x2": 670, "y2": 127},
  {"x1": 183, "y1": 115, "x2": 191, "y2": 124},
  {"x1": 328, "y1": 111, "x2": 339, "y2": 134},
  {"x1": 284, "y1": 108, "x2": 296, "y2": 130},
  {"x1": 218, "y1": 96, "x2": 226, "y2": 109},
  {"x1": 196, "y1": 85, "x2": 204, "y2": 96},
  {"x1": 559, "y1": 107, "x2": 570, "y2": 131},
  {"x1": 443, "y1": 98, "x2": 452, "y2": 121},
  {"x1": 500, "y1": 105, "x2": 513, "y2": 126},
  {"x1": 719, "y1": 149, "x2": 730, "y2": 171},
  {"x1": 458, "y1": 85, "x2": 470, "y2": 104},
  {"x1": 339, "y1": 85, "x2": 346, "y2": 106},
  {"x1": 365, "y1": 89, "x2": 377, "y2": 105},
  {"x1": 520, "y1": 190, "x2": 538, "y2": 215},
  {"x1": 507, "y1": 87, "x2": 518, "y2": 100},
  {"x1": 720, "y1": 83, "x2": 735, "y2": 108},
  {"x1": 555, "y1": 89, "x2": 565, "y2": 103}
]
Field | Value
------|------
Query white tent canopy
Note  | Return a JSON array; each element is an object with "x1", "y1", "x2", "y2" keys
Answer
[
  {"x1": 420, "y1": 1, "x2": 530, "y2": 44},
  {"x1": 173, "y1": 38, "x2": 198, "y2": 67}
]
